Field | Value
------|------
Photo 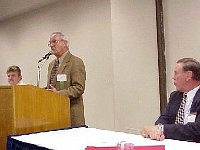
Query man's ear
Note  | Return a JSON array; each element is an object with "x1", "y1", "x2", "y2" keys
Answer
[
  {"x1": 64, "y1": 40, "x2": 69, "y2": 48},
  {"x1": 186, "y1": 71, "x2": 193, "y2": 81}
]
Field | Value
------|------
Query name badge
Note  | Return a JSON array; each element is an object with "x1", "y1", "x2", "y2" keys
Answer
[
  {"x1": 57, "y1": 74, "x2": 67, "y2": 82},
  {"x1": 188, "y1": 113, "x2": 197, "y2": 123}
]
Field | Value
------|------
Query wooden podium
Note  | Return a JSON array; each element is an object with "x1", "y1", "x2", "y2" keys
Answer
[{"x1": 0, "y1": 85, "x2": 70, "y2": 150}]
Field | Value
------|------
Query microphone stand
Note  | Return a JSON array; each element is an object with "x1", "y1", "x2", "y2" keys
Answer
[{"x1": 37, "y1": 59, "x2": 47, "y2": 87}]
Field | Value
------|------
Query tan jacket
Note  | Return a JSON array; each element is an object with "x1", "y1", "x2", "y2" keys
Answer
[{"x1": 47, "y1": 51, "x2": 86, "y2": 126}]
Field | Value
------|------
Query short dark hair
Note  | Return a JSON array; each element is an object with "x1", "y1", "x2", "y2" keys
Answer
[
  {"x1": 177, "y1": 58, "x2": 200, "y2": 81},
  {"x1": 6, "y1": 65, "x2": 21, "y2": 76}
]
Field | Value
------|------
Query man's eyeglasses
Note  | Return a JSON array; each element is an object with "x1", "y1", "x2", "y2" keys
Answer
[{"x1": 48, "y1": 40, "x2": 64, "y2": 47}]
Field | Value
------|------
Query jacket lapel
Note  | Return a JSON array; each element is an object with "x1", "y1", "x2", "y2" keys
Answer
[{"x1": 57, "y1": 51, "x2": 72, "y2": 74}]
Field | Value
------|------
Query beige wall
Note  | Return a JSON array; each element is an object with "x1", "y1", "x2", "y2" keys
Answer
[
  {"x1": 111, "y1": 0, "x2": 159, "y2": 132},
  {"x1": 164, "y1": 1, "x2": 200, "y2": 95},
  {"x1": 0, "y1": 0, "x2": 160, "y2": 132}
]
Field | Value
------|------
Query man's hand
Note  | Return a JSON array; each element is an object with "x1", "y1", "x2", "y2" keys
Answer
[
  {"x1": 140, "y1": 125, "x2": 165, "y2": 141},
  {"x1": 48, "y1": 84, "x2": 58, "y2": 93}
]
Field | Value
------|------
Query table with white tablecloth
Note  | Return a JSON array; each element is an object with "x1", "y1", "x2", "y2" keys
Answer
[{"x1": 7, "y1": 126, "x2": 200, "y2": 150}]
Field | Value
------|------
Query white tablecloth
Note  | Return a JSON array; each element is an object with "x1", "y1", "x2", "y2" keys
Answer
[{"x1": 11, "y1": 127, "x2": 200, "y2": 150}]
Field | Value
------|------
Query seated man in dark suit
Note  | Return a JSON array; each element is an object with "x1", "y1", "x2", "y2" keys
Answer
[{"x1": 141, "y1": 58, "x2": 200, "y2": 142}]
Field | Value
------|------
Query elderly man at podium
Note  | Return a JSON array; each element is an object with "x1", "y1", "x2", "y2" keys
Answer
[
  {"x1": 47, "y1": 32, "x2": 86, "y2": 127},
  {"x1": 6, "y1": 65, "x2": 24, "y2": 85}
]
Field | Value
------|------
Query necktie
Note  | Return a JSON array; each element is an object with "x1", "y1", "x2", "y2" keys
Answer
[
  {"x1": 175, "y1": 93, "x2": 187, "y2": 124},
  {"x1": 50, "y1": 59, "x2": 59, "y2": 86}
]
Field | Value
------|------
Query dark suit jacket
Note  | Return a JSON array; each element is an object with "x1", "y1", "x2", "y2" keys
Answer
[
  {"x1": 155, "y1": 89, "x2": 200, "y2": 142},
  {"x1": 47, "y1": 51, "x2": 86, "y2": 126}
]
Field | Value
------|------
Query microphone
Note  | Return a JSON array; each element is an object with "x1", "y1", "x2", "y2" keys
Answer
[{"x1": 38, "y1": 51, "x2": 53, "y2": 63}]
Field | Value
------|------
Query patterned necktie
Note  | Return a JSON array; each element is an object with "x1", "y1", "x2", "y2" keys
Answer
[
  {"x1": 50, "y1": 59, "x2": 59, "y2": 86},
  {"x1": 175, "y1": 93, "x2": 187, "y2": 124}
]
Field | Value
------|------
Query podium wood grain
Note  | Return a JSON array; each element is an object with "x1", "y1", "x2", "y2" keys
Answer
[{"x1": 0, "y1": 85, "x2": 70, "y2": 150}]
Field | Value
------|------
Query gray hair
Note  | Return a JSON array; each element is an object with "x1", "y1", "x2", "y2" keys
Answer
[
  {"x1": 50, "y1": 32, "x2": 69, "y2": 41},
  {"x1": 50, "y1": 32, "x2": 69, "y2": 47}
]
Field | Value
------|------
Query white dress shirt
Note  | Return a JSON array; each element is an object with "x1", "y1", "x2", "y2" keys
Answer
[{"x1": 184, "y1": 85, "x2": 200, "y2": 124}]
